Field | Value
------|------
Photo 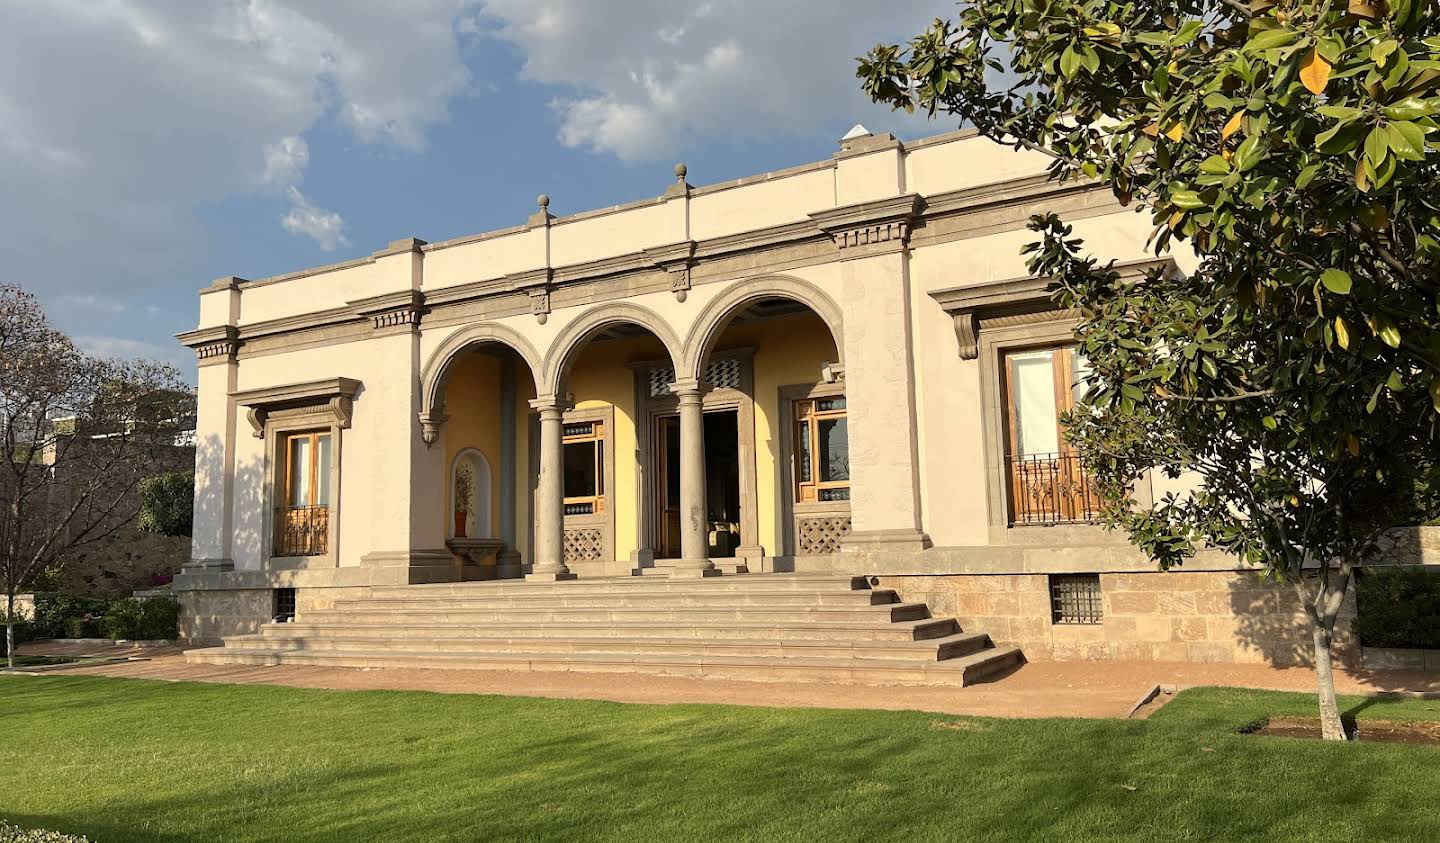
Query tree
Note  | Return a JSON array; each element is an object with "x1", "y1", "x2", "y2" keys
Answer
[
  {"x1": 137, "y1": 472, "x2": 195, "y2": 538},
  {"x1": 860, "y1": 2, "x2": 1440, "y2": 740},
  {"x1": 0, "y1": 285, "x2": 193, "y2": 667}
]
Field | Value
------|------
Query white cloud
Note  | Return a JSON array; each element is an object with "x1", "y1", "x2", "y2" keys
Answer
[
  {"x1": 281, "y1": 187, "x2": 349, "y2": 252},
  {"x1": 76, "y1": 334, "x2": 190, "y2": 368},
  {"x1": 0, "y1": 0, "x2": 481, "y2": 297},
  {"x1": 475, "y1": 0, "x2": 938, "y2": 160},
  {"x1": 263, "y1": 136, "x2": 310, "y2": 186}
]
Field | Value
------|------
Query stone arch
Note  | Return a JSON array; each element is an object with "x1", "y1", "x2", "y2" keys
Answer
[
  {"x1": 540, "y1": 302, "x2": 685, "y2": 396},
  {"x1": 419, "y1": 322, "x2": 543, "y2": 440},
  {"x1": 449, "y1": 447, "x2": 494, "y2": 539},
  {"x1": 680, "y1": 275, "x2": 844, "y2": 382}
]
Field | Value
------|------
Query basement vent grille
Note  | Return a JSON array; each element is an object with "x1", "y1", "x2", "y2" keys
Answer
[
  {"x1": 1049, "y1": 574, "x2": 1102, "y2": 625},
  {"x1": 273, "y1": 588, "x2": 297, "y2": 623}
]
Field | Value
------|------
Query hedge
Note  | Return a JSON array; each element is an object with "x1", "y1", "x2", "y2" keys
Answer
[
  {"x1": 102, "y1": 597, "x2": 179, "y2": 641},
  {"x1": 1354, "y1": 567, "x2": 1440, "y2": 650}
]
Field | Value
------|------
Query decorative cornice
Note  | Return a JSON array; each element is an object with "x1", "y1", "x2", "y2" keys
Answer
[
  {"x1": 232, "y1": 377, "x2": 362, "y2": 438},
  {"x1": 930, "y1": 257, "x2": 1178, "y2": 359},
  {"x1": 809, "y1": 193, "x2": 924, "y2": 250},
  {"x1": 350, "y1": 289, "x2": 426, "y2": 330}
]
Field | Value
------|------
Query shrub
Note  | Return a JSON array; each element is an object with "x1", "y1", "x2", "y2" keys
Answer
[
  {"x1": 29, "y1": 593, "x2": 110, "y2": 639},
  {"x1": 1354, "y1": 567, "x2": 1440, "y2": 650},
  {"x1": 63, "y1": 616, "x2": 103, "y2": 639},
  {"x1": 0, "y1": 820, "x2": 89, "y2": 842},
  {"x1": 137, "y1": 471, "x2": 194, "y2": 538},
  {"x1": 2, "y1": 614, "x2": 34, "y2": 645},
  {"x1": 102, "y1": 597, "x2": 178, "y2": 641}
]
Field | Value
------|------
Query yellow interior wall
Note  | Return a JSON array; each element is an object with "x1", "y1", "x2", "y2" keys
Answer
[
  {"x1": 514, "y1": 369, "x2": 535, "y2": 562},
  {"x1": 442, "y1": 354, "x2": 503, "y2": 540},
  {"x1": 566, "y1": 334, "x2": 666, "y2": 560},
  {"x1": 713, "y1": 313, "x2": 838, "y2": 555}
]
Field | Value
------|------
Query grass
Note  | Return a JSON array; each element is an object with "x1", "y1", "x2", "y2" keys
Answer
[{"x1": 1, "y1": 677, "x2": 1438, "y2": 842}]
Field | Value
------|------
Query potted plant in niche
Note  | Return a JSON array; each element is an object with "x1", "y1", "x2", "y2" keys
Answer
[{"x1": 454, "y1": 464, "x2": 474, "y2": 539}]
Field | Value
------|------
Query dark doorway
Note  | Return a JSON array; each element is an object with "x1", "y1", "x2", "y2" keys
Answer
[{"x1": 653, "y1": 409, "x2": 740, "y2": 559}]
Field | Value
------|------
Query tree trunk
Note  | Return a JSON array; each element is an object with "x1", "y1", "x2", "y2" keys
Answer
[
  {"x1": 1312, "y1": 622, "x2": 1347, "y2": 741},
  {"x1": 5, "y1": 591, "x2": 14, "y2": 670}
]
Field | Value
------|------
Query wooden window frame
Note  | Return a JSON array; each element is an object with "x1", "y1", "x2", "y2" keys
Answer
[
  {"x1": 793, "y1": 396, "x2": 849, "y2": 504},
  {"x1": 562, "y1": 419, "x2": 606, "y2": 515}
]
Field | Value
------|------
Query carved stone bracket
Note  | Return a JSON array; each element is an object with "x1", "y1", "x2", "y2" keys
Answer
[
  {"x1": 419, "y1": 409, "x2": 449, "y2": 447},
  {"x1": 232, "y1": 377, "x2": 362, "y2": 438},
  {"x1": 506, "y1": 267, "x2": 553, "y2": 325},
  {"x1": 821, "y1": 361, "x2": 846, "y2": 384},
  {"x1": 350, "y1": 289, "x2": 426, "y2": 331},
  {"x1": 809, "y1": 194, "x2": 923, "y2": 251},
  {"x1": 643, "y1": 240, "x2": 698, "y2": 302}
]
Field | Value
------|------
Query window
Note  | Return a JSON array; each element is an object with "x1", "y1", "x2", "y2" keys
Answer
[
  {"x1": 794, "y1": 396, "x2": 849, "y2": 503},
  {"x1": 1004, "y1": 347, "x2": 1101, "y2": 525},
  {"x1": 562, "y1": 420, "x2": 605, "y2": 515},
  {"x1": 1050, "y1": 574, "x2": 1103, "y2": 625},
  {"x1": 276, "y1": 430, "x2": 331, "y2": 556}
]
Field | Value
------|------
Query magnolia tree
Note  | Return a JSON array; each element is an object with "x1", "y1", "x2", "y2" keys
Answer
[
  {"x1": 860, "y1": 1, "x2": 1440, "y2": 739},
  {"x1": 0, "y1": 285, "x2": 192, "y2": 666}
]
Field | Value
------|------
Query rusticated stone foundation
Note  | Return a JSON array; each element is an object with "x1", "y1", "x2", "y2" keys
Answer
[
  {"x1": 876, "y1": 570, "x2": 1359, "y2": 668},
  {"x1": 178, "y1": 588, "x2": 274, "y2": 645}
]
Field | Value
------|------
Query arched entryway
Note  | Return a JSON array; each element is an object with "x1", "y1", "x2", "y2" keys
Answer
[
  {"x1": 679, "y1": 278, "x2": 846, "y2": 563},
  {"x1": 419, "y1": 324, "x2": 542, "y2": 579}
]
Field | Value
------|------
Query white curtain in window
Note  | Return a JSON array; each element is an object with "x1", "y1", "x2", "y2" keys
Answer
[{"x1": 1011, "y1": 350, "x2": 1059, "y2": 456}]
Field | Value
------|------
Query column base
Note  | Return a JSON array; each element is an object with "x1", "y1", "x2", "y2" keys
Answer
[
  {"x1": 668, "y1": 559, "x2": 721, "y2": 579},
  {"x1": 182, "y1": 558, "x2": 234, "y2": 573},
  {"x1": 526, "y1": 570, "x2": 578, "y2": 582}
]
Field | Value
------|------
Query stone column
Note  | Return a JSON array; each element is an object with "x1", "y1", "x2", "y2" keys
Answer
[
  {"x1": 527, "y1": 396, "x2": 575, "y2": 581},
  {"x1": 496, "y1": 356, "x2": 522, "y2": 578},
  {"x1": 670, "y1": 379, "x2": 718, "y2": 578}
]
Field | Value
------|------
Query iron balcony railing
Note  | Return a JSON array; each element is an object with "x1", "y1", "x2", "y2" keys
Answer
[
  {"x1": 1006, "y1": 452, "x2": 1103, "y2": 526},
  {"x1": 276, "y1": 505, "x2": 329, "y2": 557}
]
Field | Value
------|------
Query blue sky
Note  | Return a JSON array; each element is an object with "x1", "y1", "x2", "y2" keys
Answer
[{"x1": 1, "y1": 2, "x2": 947, "y2": 378}]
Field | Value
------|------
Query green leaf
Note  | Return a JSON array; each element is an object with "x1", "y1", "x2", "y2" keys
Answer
[
  {"x1": 1296, "y1": 162, "x2": 1322, "y2": 188},
  {"x1": 1199, "y1": 155, "x2": 1230, "y2": 175},
  {"x1": 1376, "y1": 315, "x2": 1402, "y2": 348},
  {"x1": 1232, "y1": 135, "x2": 1268, "y2": 172},
  {"x1": 1365, "y1": 125, "x2": 1390, "y2": 167},
  {"x1": 1320, "y1": 268, "x2": 1353, "y2": 294},
  {"x1": 1382, "y1": 97, "x2": 1434, "y2": 120},
  {"x1": 1388, "y1": 120, "x2": 1428, "y2": 161},
  {"x1": 1316, "y1": 105, "x2": 1362, "y2": 120},
  {"x1": 1315, "y1": 120, "x2": 1366, "y2": 154},
  {"x1": 1246, "y1": 28, "x2": 1299, "y2": 54},
  {"x1": 1262, "y1": 415, "x2": 1279, "y2": 430},
  {"x1": 1170, "y1": 189, "x2": 1207, "y2": 209}
]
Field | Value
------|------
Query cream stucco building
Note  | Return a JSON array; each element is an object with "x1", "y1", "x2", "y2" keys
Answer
[{"x1": 177, "y1": 128, "x2": 1358, "y2": 678}]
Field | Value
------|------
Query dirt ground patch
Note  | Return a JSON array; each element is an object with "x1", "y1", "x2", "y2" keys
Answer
[{"x1": 1247, "y1": 715, "x2": 1440, "y2": 745}]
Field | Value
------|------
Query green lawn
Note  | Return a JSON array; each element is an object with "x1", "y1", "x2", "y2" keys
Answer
[{"x1": 1, "y1": 677, "x2": 1438, "y2": 841}]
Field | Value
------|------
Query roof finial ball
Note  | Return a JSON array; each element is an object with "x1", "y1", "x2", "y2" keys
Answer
[
  {"x1": 537, "y1": 193, "x2": 550, "y2": 211},
  {"x1": 674, "y1": 163, "x2": 687, "y2": 183}
]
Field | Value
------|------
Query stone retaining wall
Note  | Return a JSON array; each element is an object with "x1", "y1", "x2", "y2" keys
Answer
[{"x1": 877, "y1": 570, "x2": 1359, "y2": 667}]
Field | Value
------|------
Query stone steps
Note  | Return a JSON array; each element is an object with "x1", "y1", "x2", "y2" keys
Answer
[
  {"x1": 184, "y1": 645, "x2": 1024, "y2": 686},
  {"x1": 329, "y1": 589, "x2": 901, "y2": 610},
  {"x1": 361, "y1": 574, "x2": 868, "y2": 598},
  {"x1": 261, "y1": 617, "x2": 962, "y2": 642},
  {"x1": 186, "y1": 575, "x2": 1025, "y2": 687},
  {"x1": 216, "y1": 630, "x2": 994, "y2": 662},
  {"x1": 295, "y1": 603, "x2": 932, "y2": 626}
]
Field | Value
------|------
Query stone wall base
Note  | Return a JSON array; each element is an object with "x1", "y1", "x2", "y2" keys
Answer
[{"x1": 876, "y1": 570, "x2": 1359, "y2": 668}]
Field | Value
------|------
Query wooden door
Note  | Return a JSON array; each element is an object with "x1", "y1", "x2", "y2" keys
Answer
[{"x1": 653, "y1": 415, "x2": 682, "y2": 558}]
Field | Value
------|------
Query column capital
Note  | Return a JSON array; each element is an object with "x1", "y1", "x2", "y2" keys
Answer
[
  {"x1": 527, "y1": 394, "x2": 571, "y2": 418},
  {"x1": 668, "y1": 378, "x2": 710, "y2": 402}
]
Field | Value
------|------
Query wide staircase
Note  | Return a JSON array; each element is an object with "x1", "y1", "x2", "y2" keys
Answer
[{"x1": 186, "y1": 574, "x2": 1023, "y2": 686}]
